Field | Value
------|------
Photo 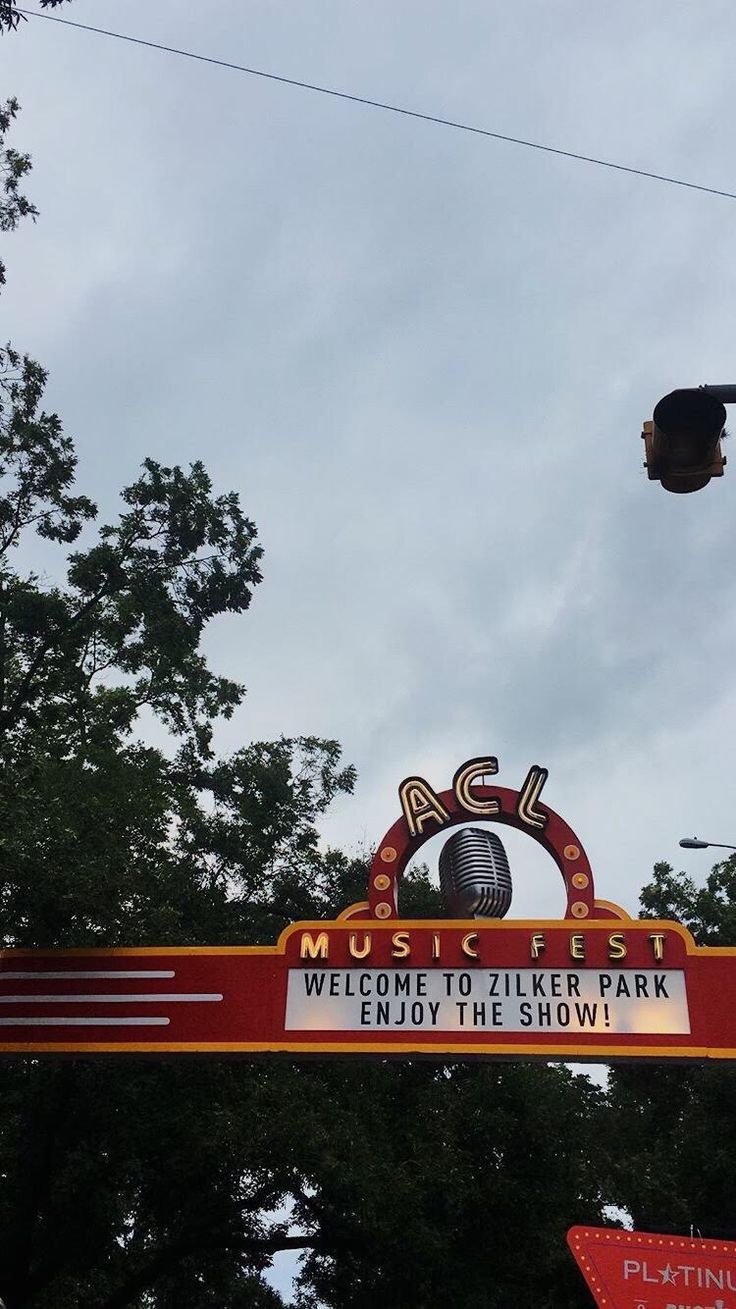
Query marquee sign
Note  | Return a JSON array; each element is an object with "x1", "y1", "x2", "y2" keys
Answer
[
  {"x1": 568, "y1": 1225, "x2": 736, "y2": 1309},
  {"x1": 2, "y1": 755, "x2": 736, "y2": 1058}
]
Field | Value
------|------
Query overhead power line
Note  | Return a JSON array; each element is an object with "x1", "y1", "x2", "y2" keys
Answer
[{"x1": 18, "y1": 6, "x2": 736, "y2": 203}]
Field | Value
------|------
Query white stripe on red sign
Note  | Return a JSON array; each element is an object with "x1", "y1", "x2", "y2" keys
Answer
[
  {"x1": 0, "y1": 970, "x2": 224, "y2": 1030},
  {"x1": 0, "y1": 1017, "x2": 171, "y2": 1026},
  {"x1": 0, "y1": 971, "x2": 177, "y2": 980},
  {"x1": 0, "y1": 994, "x2": 223, "y2": 1003}
]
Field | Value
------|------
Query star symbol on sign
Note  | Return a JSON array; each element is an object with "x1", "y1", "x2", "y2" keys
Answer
[{"x1": 659, "y1": 1264, "x2": 679, "y2": 1284}]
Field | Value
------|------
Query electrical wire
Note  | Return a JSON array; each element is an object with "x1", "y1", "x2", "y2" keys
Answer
[{"x1": 17, "y1": 5, "x2": 736, "y2": 203}]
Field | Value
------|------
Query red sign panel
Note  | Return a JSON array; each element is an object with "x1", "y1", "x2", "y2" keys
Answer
[
  {"x1": 3, "y1": 757, "x2": 736, "y2": 1058},
  {"x1": 568, "y1": 1226, "x2": 736, "y2": 1309},
  {"x1": 1, "y1": 915, "x2": 736, "y2": 1056}
]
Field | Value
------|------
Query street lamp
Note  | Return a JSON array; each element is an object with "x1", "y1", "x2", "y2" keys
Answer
[
  {"x1": 642, "y1": 384, "x2": 736, "y2": 493},
  {"x1": 679, "y1": 837, "x2": 736, "y2": 851}
]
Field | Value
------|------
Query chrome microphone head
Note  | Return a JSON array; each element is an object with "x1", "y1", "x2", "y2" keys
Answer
[{"x1": 438, "y1": 827, "x2": 513, "y2": 919}]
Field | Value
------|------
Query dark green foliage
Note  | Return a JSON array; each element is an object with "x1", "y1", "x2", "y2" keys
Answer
[
  {"x1": 0, "y1": 98, "x2": 37, "y2": 289},
  {"x1": 608, "y1": 855, "x2": 736, "y2": 1240},
  {"x1": 639, "y1": 856, "x2": 736, "y2": 946},
  {"x1": 0, "y1": 1060, "x2": 320, "y2": 1308},
  {"x1": 0, "y1": 98, "x2": 356, "y2": 1309},
  {"x1": 289, "y1": 1060, "x2": 607, "y2": 1309},
  {"x1": 0, "y1": 1, "x2": 71, "y2": 37},
  {"x1": 0, "y1": 446, "x2": 263, "y2": 755}
]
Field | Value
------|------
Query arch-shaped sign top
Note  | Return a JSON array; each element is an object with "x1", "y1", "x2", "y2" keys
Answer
[
  {"x1": 367, "y1": 759, "x2": 602, "y2": 921},
  {"x1": 4, "y1": 751, "x2": 736, "y2": 1062}
]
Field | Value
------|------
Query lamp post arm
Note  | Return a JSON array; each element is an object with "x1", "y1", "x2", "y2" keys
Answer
[{"x1": 679, "y1": 838, "x2": 736, "y2": 851}]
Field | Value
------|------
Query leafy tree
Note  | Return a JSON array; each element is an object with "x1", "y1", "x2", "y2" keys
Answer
[
  {"x1": 289, "y1": 1060, "x2": 608, "y2": 1309},
  {"x1": 0, "y1": 97, "x2": 37, "y2": 291},
  {"x1": 608, "y1": 856, "x2": 736, "y2": 1240},
  {"x1": 0, "y1": 100, "x2": 355, "y2": 1309},
  {"x1": 1, "y1": 1, "x2": 71, "y2": 37},
  {"x1": 0, "y1": 97, "x2": 614, "y2": 1309}
]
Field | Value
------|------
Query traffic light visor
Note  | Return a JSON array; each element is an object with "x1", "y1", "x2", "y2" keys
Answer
[{"x1": 653, "y1": 388, "x2": 726, "y2": 446}]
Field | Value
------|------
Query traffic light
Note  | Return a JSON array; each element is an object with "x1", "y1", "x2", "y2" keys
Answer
[{"x1": 642, "y1": 388, "x2": 727, "y2": 493}]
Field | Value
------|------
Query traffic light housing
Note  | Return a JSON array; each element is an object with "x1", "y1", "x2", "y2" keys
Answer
[{"x1": 642, "y1": 388, "x2": 727, "y2": 493}]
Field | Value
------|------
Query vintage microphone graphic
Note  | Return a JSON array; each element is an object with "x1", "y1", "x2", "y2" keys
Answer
[{"x1": 438, "y1": 827, "x2": 513, "y2": 918}]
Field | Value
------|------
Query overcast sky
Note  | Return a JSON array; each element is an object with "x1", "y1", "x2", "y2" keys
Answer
[
  {"x1": 7, "y1": 0, "x2": 736, "y2": 905},
  {"x1": 5, "y1": 2, "x2": 736, "y2": 1285}
]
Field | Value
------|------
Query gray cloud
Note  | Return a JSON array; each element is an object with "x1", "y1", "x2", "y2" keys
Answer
[{"x1": 6, "y1": 0, "x2": 736, "y2": 1024}]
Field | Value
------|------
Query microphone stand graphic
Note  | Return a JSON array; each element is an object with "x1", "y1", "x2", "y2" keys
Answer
[{"x1": 438, "y1": 826, "x2": 513, "y2": 919}]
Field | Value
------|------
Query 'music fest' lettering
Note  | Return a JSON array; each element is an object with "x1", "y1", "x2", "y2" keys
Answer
[{"x1": 299, "y1": 929, "x2": 668, "y2": 963}]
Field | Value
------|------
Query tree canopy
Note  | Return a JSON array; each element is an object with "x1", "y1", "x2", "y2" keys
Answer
[
  {"x1": 0, "y1": 95, "x2": 358, "y2": 1309},
  {"x1": 4, "y1": 68, "x2": 734, "y2": 1309},
  {"x1": 607, "y1": 856, "x2": 736, "y2": 1242}
]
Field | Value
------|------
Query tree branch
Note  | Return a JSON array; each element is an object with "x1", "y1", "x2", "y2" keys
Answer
[
  {"x1": 95, "y1": 1231, "x2": 325, "y2": 1309},
  {"x1": 0, "y1": 577, "x2": 113, "y2": 731}
]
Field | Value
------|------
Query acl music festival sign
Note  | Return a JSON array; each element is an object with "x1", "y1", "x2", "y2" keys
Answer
[{"x1": 1, "y1": 755, "x2": 735, "y2": 1058}]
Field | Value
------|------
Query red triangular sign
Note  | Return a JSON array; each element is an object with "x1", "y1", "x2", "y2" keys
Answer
[{"x1": 568, "y1": 1226, "x2": 736, "y2": 1309}]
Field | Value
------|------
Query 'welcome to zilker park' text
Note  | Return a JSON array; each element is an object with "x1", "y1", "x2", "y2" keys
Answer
[{"x1": 285, "y1": 968, "x2": 690, "y2": 1034}]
